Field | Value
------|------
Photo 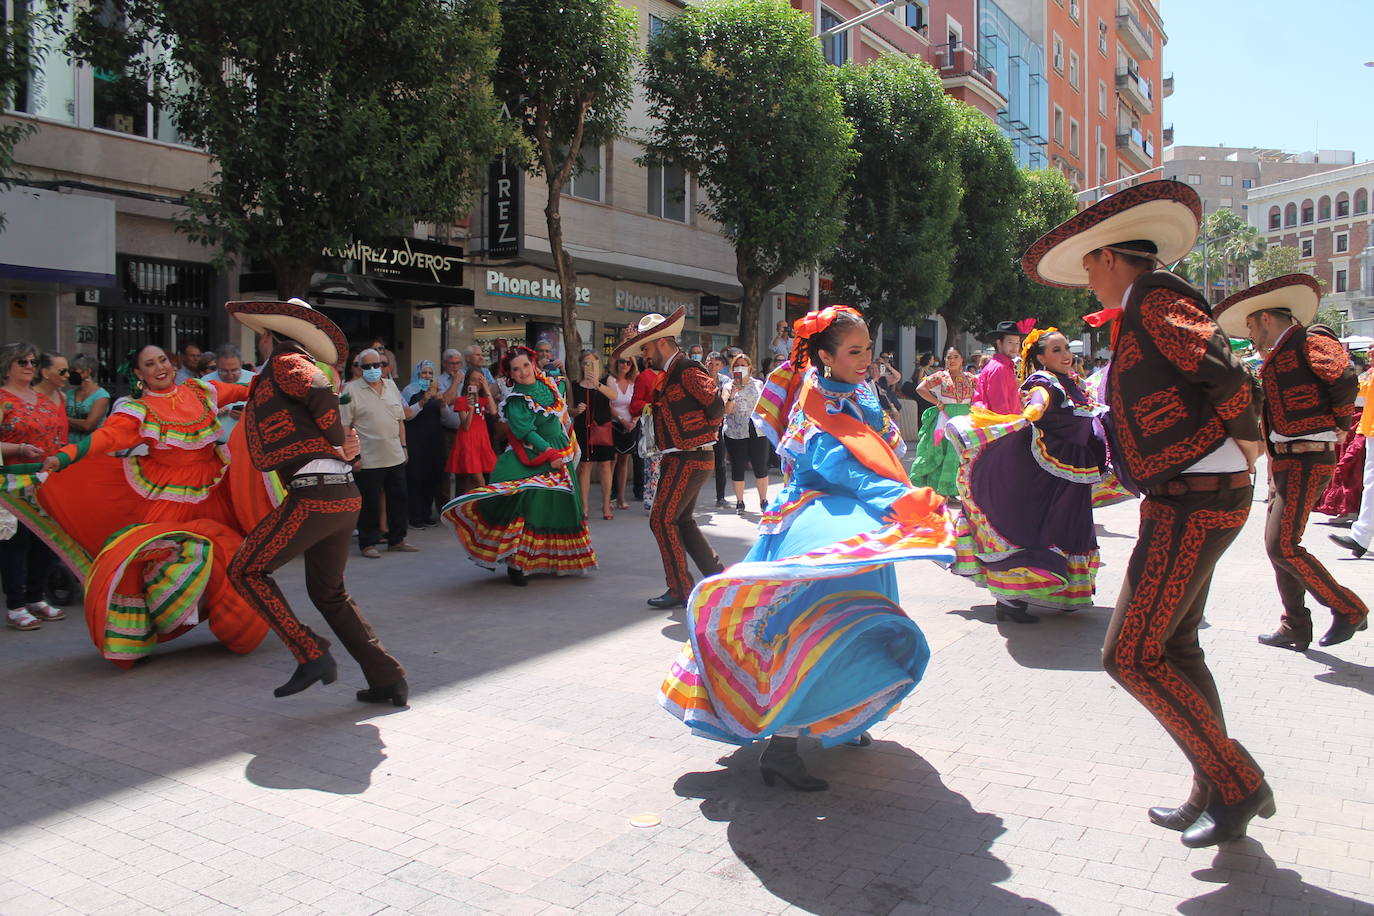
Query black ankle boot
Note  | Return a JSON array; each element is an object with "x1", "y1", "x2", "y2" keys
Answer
[
  {"x1": 759, "y1": 736, "x2": 828, "y2": 791},
  {"x1": 1318, "y1": 615, "x2": 1368, "y2": 647},
  {"x1": 507, "y1": 566, "x2": 528, "y2": 587},
  {"x1": 1147, "y1": 800, "x2": 1204, "y2": 831},
  {"x1": 995, "y1": 599, "x2": 1038, "y2": 624},
  {"x1": 1258, "y1": 618, "x2": 1312, "y2": 652},
  {"x1": 274, "y1": 652, "x2": 338, "y2": 698},
  {"x1": 356, "y1": 677, "x2": 409, "y2": 707},
  {"x1": 1181, "y1": 781, "x2": 1276, "y2": 848}
]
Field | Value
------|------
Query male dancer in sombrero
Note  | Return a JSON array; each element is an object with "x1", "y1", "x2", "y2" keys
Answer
[
  {"x1": 973, "y1": 320, "x2": 1024, "y2": 414},
  {"x1": 1213, "y1": 275, "x2": 1367, "y2": 652},
  {"x1": 1023, "y1": 180, "x2": 1272, "y2": 848},
  {"x1": 613, "y1": 308, "x2": 725, "y2": 610},
  {"x1": 226, "y1": 299, "x2": 407, "y2": 706}
]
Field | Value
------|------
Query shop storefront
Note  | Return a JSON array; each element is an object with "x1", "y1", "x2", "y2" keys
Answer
[{"x1": 466, "y1": 263, "x2": 739, "y2": 367}]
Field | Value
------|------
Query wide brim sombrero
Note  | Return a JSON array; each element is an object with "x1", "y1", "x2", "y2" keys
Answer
[
  {"x1": 225, "y1": 299, "x2": 347, "y2": 369},
  {"x1": 1213, "y1": 274, "x2": 1321, "y2": 339},
  {"x1": 1023, "y1": 180, "x2": 1202, "y2": 288},
  {"x1": 611, "y1": 305, "x2": 686, "y2": 361}
]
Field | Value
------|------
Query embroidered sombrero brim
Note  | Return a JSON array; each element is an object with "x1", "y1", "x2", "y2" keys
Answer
[
  {"x1": 226, "y1": 299, "x2": 348, "y2": 369},
  {"x1": 611, "y1": 305, "x2": 686, "y2": 361},
  {"x1": 1023, "y1": 180, "x2": 1202, "y2": 288},
  {"x1": 1213, "y1": 274, "x2": 1321, "y2": 339}
]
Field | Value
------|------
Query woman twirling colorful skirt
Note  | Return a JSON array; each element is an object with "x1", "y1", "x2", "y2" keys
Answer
[
  {"x1": 660, "y1": 306, "x2": 953, "y2": 791},
  {"x1": 950, "y1": 328, "x2": 1108, "y2": 620},
  {"x1": 441, "y1": 347, "x2": 595, "y2": 584}
]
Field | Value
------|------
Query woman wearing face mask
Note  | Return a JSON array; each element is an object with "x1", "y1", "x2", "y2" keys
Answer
[
  {"x1": 0, "y1": 342, "x2": 68, "y2": 630},
  {"x1": 907, "y1": 347, "x2": 976, "y2": 499},
  {"x1": 18, "y1": 344, "x2": 268, "y2": 663},
  {"x1": 949, "y1": 327, "x2": 1109, "y2": 622},
  {"x1": 440, "y1": 346, "x2": 595, "y2": 586},
  {"x1": 400, "y1": 360, "x2": 447, "y2": 529},
  {"x1": 721, "y1": 354, "x2": 770, "y2": 513},
  {"x1": 65, "y1": 355, "x2": 111, "y2": 445},
  {"x1": 661, "y1": 306, "x2": 954, "y2": 792}
]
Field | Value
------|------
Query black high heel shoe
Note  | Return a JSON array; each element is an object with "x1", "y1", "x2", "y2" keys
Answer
[
  {"x1": 507, "y1": 566, "x2": 528, "y2": 587},
  {"x1": 1181, "y1": 781, "x2": 1275, "y2": 848},
  {"x1": 357, "y1": 678, "x2": 409, "y2": 707},
  {"x1": 273, "y1": 652, "x2": 338, "y2": 698},
  {"x1": 995, "y1": 599, "x2": 1038, "y2": 624},
  {"x1": 759, "y1": 736, "x2": 828, "y2": 792}
]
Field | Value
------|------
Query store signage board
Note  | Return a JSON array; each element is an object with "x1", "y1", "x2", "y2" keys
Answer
[
  {"x1": 485, "y1": 269, "x2": 590, "y2": 305},
  {"x1": 614, "y1": 288, "x2": 697, "y2": 317},
  {"x1": 487, "y1": 155, "x2": 522, "y2": 258},
  {"x1": 321, "y1": 237, "x2": 464, "y2": 287}
]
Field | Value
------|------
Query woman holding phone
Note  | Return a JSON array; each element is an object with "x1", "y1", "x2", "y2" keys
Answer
[
  {"x1": 445, "y1": 367, "x2": 498, "y2": 494},
  {"x1": 721, "y1": 354, "x2": 770, "y2": 513}
]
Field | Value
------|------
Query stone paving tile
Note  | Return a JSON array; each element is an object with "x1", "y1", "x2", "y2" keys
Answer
[{"x1": 2, "y1": 480, "x2": 1374, "y2": 914}]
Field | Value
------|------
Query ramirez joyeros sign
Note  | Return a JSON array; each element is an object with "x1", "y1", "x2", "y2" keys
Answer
[{"x1": 322, "y1": 237, "x2": 464, "y2": 287}]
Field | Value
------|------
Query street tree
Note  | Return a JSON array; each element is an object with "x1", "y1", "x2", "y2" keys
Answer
[
  {"x1": 0, "y1": 5, "x2": 58, "y2": 229},
  {"x1": 642, "y1": 0, "x2": 854, "y2": 359},
  {"x1": 985, "y1": 169, "x2": 1091, "y2": 333},
  {"x1": 827, "y1": 55, "x2": 959, "y2": 332},
  {"x1": 494, "y1": 0, "x2": 637, "y2": 380},
  {"x1": 939, "y1": 101, "x2": 1022, "y2": 342},
  {"x1": 64, "y1": 0, "x2": 512, "y2": 298},
  {"x1": 1181, "y1": 208, "x2": 1262, "y2": 299},
  {"x1": 1254, "y1": 245, "x2": 1304, "y2": 282}
]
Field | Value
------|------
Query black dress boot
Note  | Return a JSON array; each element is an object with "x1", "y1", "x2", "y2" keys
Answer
[
  {"x1": 995, "y1": 598, "x2": 1038, "y2": 624},
  {"x1": 1319, "y1": 615, "x2": 1368, "y2": 647},
  {"x1": 1258, "y1": 615, "x2": 1313, "y2": 652},
  {"x1": 507, "y1": 566, "x2": 528, "y2": 587},
  {"x1": 759, "y1": 736, "x2": 828, "y2": 791},
  {"x1": 274, "y1": 652, "x2": 338, "y2": 698},
  {"x1": 357, "y1": 677, "x2": 409, "y2": 707},
  {"x1": 1147, "y1": 800, "x2": 1204, "y2": 831},
  {"x1": 1181, "y1": 781, "x2": 1276, "y2": 848},
  {"x1": 647, "y1": 591, "x2": 684, "y2": 609}
]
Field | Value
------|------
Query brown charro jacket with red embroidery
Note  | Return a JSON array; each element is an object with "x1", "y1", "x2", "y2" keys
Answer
[
  {"x1": 244, "y1": 340, "x2": 346, "y2": 477},
  {"x1": 651, "y1": 352, "x2": 724, "y2": 451},
  {"x1": 1259, "y1": 324, "x2": 1357, "y2": 452},
  {"x1": 1107, "y1": 270, "x2": 1262, "y2": 488}
]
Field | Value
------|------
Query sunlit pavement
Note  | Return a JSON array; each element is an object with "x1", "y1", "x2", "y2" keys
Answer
[{"x1": 1, "y1": 463, "x2": 1372, "y2": 915}]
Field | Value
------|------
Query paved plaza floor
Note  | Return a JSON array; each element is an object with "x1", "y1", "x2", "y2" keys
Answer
[{"x1": 1, "y1": 473, "x2": 1372, "y2": 915}]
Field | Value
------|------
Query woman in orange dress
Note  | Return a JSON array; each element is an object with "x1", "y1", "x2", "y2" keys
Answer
[{"x1": 23, "y1": 345, "x2": 269, "y2": 665}]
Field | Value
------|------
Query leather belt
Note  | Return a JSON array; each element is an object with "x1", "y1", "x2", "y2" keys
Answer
[
  {"x1": 289, "y1": 472, "x2": 354, "y2": 489},
  {"x1": 1272, "y1": 440, "x2": 1335, "y2": 454},
  {"x1": 1147, "y1": 472, "x2": 1251, "y2": 498}
]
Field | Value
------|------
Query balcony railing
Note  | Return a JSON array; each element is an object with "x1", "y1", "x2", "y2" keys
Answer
[
  {"x1": 1116, "y1": 128, "x2": 1154, "y2": 166},
  {"x1": 1162, "y1": 72, "x2": 1174, "y2": 98},
  {"x1": 1116, "y1": 66, "x2": 1153, "y2": 114},
  {"x1": 933, "y1": 42, "x2": 998, "y2": 89},
  {"x1": 1116, "y1": 5, "x2": 1154, "y2": 59}
]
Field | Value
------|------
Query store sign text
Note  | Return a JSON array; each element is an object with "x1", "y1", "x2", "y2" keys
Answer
[
  {"x1": 322, "y1": 236, "x2": 464, "y2": 285},
  {"x1": 615, "y1": 289, "x2": 696, "y2": 316},
  {"x1": 485, "y1": 270, "x2": 589, "y2": 304}
]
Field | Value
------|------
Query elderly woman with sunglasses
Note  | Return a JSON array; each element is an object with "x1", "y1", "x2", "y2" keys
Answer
[{"x1": 0, "y1": 342, "x2": 69, "y2": 629}]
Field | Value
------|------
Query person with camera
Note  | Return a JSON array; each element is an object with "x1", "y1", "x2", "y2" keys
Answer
[
  {"x1": 400, "y1": 360, "x2": 448, "y2": 529},
  {"x1": 445, "y1": 367, "x2": 498, "y2": 495},
  {"x1": 64, "y1": 354, "x2": 110, "y2": 445},
  {"x1": 721, "y1": 353, "x2": 771, "y2": 513},
  {"x1": 570, "y1": 351, "x2": 620, "y2": 520}
]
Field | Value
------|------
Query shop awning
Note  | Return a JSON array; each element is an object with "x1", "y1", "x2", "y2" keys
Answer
[{"x1": 0, "y1": 187, "x2": 116, "y2": 286}]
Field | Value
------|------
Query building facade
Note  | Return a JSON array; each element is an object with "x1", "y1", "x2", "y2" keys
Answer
[
  {"x1": 1163, "y1": 145, "x2": 1355, "y2": 221},
  {"x1": 1247, "y1": 161, "x2": 1374, "y2": 334}
]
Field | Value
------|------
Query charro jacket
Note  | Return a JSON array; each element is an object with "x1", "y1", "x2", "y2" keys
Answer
[
  {"x1": 1107, "y1": 270, "x2": 1262, "y2": 488},
  {"x1": 1260, "y1": 324, "x2": 1358, "y2": 450},
  {"x1": 244, "y1": 340, "x2": 346, "y2": 477},
  {"x1": 652, "y1": 352, "x2": 724, "y2": 451}
]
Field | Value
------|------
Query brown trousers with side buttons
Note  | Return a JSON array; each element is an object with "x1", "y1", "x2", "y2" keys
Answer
[{"x1": 651, "y1": 451, "x2": 724, "y2": 601}]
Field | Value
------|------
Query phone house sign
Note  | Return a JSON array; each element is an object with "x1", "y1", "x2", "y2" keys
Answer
[
  {"x1": 614, "y1": 289, "x2": 695, "y2": 316},
  {"x1": 485, "y1": 269, "x2": 589, "y2": 304}
]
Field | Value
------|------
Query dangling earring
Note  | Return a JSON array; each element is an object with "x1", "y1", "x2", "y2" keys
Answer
[{"x1": 823, "y1": 364, "x2": 832, "y2": 378}]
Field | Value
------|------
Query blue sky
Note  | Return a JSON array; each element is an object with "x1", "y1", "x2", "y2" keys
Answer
[{"x1": 1163, "y1": 0, "x2": 1372, "y2": 160}]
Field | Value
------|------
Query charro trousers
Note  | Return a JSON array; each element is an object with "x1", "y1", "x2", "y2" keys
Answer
[
  {"x1": 229, "y1": 481, "x2": 404, "y2": 687},
  {"x1": 1102, "y1": 486, "x2": 1264, "y2": 807},
  {"x1": 652, "y1": 451, "x2": 724, "y2": 601},
  {"x1": 1266, "y1": 452, "x2": 1369, "y2": 638}
]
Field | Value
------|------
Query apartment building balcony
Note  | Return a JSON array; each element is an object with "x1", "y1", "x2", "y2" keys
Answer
[
  {"x1": 1116, "y1": 5, "x2": 1154, "y2": 60},
  {"x1": 933, "y1": 42, "x2": 1007, "y2": 117},
  {"x1": 1163, "y1": 123, "x2": 1174, "y2": 147},
  {"x1": 1162, "y1": 72, "x2": 1174, "y2": 98},
  {"x1": 1116, "y1": 66, "x2": 1153, "y2": 115},
  {"x1": 1116, "y1": 127, "x2": 1154, "y2": 171}
]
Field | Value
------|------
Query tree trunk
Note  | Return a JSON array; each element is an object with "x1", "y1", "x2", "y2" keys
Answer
[
  {"x1": 942, "y1": 311, "x2": 964, "y2": 349},
  {"x1": 272, "y1": 259, "x2": 314, "y2": 302},
  {"x1": 545, "y1": 190, "x2": 582, "y2": 382},
  {"x1": 736, "y1": 255, "x2": 782, "y2": 363}
]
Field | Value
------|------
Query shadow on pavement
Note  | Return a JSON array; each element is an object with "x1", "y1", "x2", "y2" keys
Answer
[
  {"x1": 673, "y1": 741, "x2": 1060, "y2": 916},
  {"x1": 1094, "y1": 522, "x2": 1136, "y2": 539},
  {"x1": 244, "y1": 717, "x2": 390, "y2": 795},
  {"x1": 946, "y1": 604, "x2": 1109, "y2": 672},
  {"x1": 1304, "y1": 649, "x2": 1374, "y2": 697},
  {"x1": 1181, "y1": 843, "x2": 1372, "y2": 915}
]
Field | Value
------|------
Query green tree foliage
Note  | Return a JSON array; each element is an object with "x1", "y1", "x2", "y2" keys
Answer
[
  {"x1": 826, "y1": 55, "x2": 958, "y2": 331},
  {"x1": 642, "y1": 0, "x2": 854, "y2": 359},
  {"x1": 0, "y1": 4, "x2": 55, "y2": 229},
  {"x1": 1253, "y1": 245, "x2": 1305, "y2": 282},
  {"x1": 1179, "y1": 208, "x2": 1263, "y2": 300},
  {"x1": 985, "y1": 169, "x2": 1091, "y2": 333},
  {"x1": 939, "y1": 102, "x2": 1022, "y2": 342},
  {"x1": 494, "y1": 0, "x2": 636, "y2": 379},
  {"x1": 64, "y1": 0, "x2": 512, "y2": 298}
]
